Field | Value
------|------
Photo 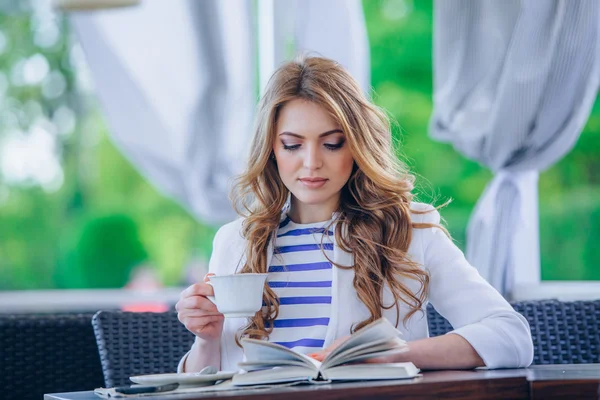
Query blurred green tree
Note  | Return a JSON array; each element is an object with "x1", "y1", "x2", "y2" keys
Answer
[
  {"x1": 0, "y1": 0, "x2": 597, "y2": 290},
  {"x1": 55, "y1": 213, "x2": 147, "y2": 288}
]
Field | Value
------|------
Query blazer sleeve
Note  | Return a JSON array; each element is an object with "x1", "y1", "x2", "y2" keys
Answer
[
  {"x1": 418, "y1": 205, "x2": 534, "y2": 368},
  {"x1": 177, "y1": 220, "x2": 242, "y2": 373}
]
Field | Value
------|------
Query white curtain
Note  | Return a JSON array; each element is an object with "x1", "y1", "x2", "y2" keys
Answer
[
  {"x1": 430, "y1": 0, "x2": 600, "y2": 295},
  {"x1": 70, "y1": 0, "x2": 255, "y2": 225},
  {"x1": 273, "y1": 0, "x2": 370, "y2": 92},
  {"x1": 69, "y1": 0, "x2": 370, "y2": 226}
]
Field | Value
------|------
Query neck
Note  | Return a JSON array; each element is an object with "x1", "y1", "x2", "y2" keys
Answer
[{"x1": 288, "y1": 196, "x2": 339, "y2": 224}]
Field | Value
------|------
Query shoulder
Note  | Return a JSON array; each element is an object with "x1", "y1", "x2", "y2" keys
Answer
[
  {"x1": 212, "y1": 217, "x2": 246, "y2": 250},
  {"x1": 209, "y1": 217, "x2": 247, "y2": 274},
  {"x1": 211, "y1": 217, "x2": 246, "y2": 256},
  {"x1": 407, "y1": 202, "x2": 447, "y2": 262},
  {"x1": 409, "y1": 201, "x2": 441, "y2": 225}
]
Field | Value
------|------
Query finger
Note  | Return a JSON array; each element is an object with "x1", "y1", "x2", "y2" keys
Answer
[
  {"x1": 364, "y1": 355, "x2": 393, "y2": 364},
  {"x1": 308, "y1": 351, "x2": 326, "y2": 361},
  {"x1": 177, "y1": 295, "x2": 218, "y2": 313},
  {"x1": 185, "y1": 314, "x2": 224, "y2": 323},
  {"x1": 178, "y1": 309, "x2": 223, "y2": 321},
  {"x1": 180, "y1": 282, "x2": 215, "y2": 298},
  {"x1": 203, "y1": 273, "x2": 216, "y2": 283},
  {"x1": 181, "y1": 314, "x2": 224, "y2": 327},
  {"x1": 178, "y1": 295, "x2": 219, "y2": 312},
  {"x1": 329, "y1": 335, "x2": 350, "y2": 350},
  {"x1": 185, "y1": 315, "x2": 224, "y2": 331}
]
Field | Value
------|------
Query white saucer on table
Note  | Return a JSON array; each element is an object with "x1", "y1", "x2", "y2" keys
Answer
[
  {"x1": 130, "y1": 371, "x2": 237, "y2": 386},
  {"x1": 222, "y1": 312, "x2": 254, "y2": 318}
]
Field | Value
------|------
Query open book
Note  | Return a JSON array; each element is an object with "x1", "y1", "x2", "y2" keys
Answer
[{"x1": 232, "y1": 317, "x2": 420, "y2": 386}]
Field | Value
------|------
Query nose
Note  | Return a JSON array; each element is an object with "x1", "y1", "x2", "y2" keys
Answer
[{"x1": 303, "y1": 144, "x2": 323, "y2": 170}]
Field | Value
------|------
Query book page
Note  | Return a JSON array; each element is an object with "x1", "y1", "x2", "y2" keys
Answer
[
  {"x1": 238, "y1": 359, "x2": 312, "y2": 371},
  {"x1": 336, "y1": 347, "x2": 409, "y2": 365},
  {"x1": 339, "y1": 337, "x2": 407, "y2": 359},
  {"x1": 233, "y1": 366, "x2": 319, "y2": 386},
  {"x1": 241, "y1": 338, "x2": 320, "y2": 370},
  {"x1": 323, "y1": 318, "x2": 404, "y2": 365},
  {"x1": 323, "y1": 337, "x2": 407, "y2": 369},
  {"x1": 320, "y1": 362, "x2": 420, "y2": 381}
]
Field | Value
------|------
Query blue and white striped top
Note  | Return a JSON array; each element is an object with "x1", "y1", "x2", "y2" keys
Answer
[{"x1": 266, "y1": 215, "x2": 335, "y2": 354}]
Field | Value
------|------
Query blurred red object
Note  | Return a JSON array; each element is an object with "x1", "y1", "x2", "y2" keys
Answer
[
  {"x1": 121, "y1": 303, "x2": 169, "y2": 313},
  {"x1": 121, "y1": 264, "x2": 169, "y2": 312}
]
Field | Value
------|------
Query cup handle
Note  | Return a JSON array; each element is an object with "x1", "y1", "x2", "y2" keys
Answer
[{"x1": 205, "y1": 280, "x2": 217, "y2": 305}]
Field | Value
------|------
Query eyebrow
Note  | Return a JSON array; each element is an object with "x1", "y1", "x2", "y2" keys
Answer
[{"x1": 278, "y1": 129, "x2": 343, "y2": 139}]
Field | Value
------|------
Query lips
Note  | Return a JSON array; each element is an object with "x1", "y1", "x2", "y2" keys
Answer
[
  {"x1": 300, "y1": 177, "x2": 327, "y2": 182},
  {"x1": 299, "y1": 177, "x2": 328, "y2": 189}
]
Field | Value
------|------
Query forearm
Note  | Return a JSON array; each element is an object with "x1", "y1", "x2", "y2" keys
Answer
[
  {"x1": 181, "y1": 337, "x2": 221, "y2": 372},
  {"x1": 394, "y1": 333, "x2": 485, "y2": 370}
]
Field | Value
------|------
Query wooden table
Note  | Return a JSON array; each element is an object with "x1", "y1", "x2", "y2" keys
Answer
[{"x1": 45, "y1": 364, "x2": 600, "y2": 400}]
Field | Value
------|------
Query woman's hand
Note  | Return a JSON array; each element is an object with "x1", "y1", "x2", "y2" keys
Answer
[
  {"x1": 308, "y1": 335, "x2": 351, "y2": 361},
  {"x1": 310, "y1": 334, "x2": 486, "y2": 369},
  {"x1": 308, "y1": 335, "x2": 399, "y2": 363},
  {"x1": 175, "y1": 273, "x2": 224, "y2": 342}
]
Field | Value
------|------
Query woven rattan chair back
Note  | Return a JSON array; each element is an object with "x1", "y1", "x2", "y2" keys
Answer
[
  {"x1": 0, "y1": 313, "x2": 103, "y2": 400},
  {"x1": 427, "y1": 300, "x2": 600, "y2": 365},
  {"x1": 92, "y1": 311, "x2": 195, "y2": 387}
]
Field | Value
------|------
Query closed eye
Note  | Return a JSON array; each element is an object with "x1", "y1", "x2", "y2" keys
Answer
[
  {"x1": 282, "y1": 140, "x2": 345, "y2": 152},
  {"x1": 283, "y1": 144, "x2": 301, "y2": 151},
  {"x1": 324, "y1": 141, "x2": 345, "y2": 151}
]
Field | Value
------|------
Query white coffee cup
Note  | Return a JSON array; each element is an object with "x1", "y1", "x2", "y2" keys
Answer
[{"x1": 206, "y1": 273, "x2": 268, "y2": 318}]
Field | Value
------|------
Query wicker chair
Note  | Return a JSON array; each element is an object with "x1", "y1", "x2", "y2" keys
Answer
[
  {"x1": 426, "y1": 303, "x2": 454, "y2": 337},
  {"x1": 427, "y1": 300, "x2": 600, "y2": 365},
  {"x1": 92, "y1": 311, "x2": 195, "y2": 387},
  {"x1": 0, "y1": 313, "x2": 104, "y2": 400}
]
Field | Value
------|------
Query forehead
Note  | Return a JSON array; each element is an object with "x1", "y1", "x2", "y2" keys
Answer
[{"x1": 276, "y1": 99, "x2": 340, "y2": 135}]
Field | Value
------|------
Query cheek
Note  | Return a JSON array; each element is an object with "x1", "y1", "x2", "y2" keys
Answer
[
  {"x1": 275, "y1": 153, "x2": 300, "y2": 177},
  {"x1": 335, "y1": 153, "x2": 355, "y2": 177}
]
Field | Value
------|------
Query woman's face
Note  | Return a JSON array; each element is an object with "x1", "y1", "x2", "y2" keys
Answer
[{"x1": 273, "y1": 99, "x2": 354, "y2": 219}]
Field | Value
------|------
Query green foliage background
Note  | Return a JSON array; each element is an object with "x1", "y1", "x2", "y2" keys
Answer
[{"x1": 0, "y1": 0, "x2": 598, "y2": 290}]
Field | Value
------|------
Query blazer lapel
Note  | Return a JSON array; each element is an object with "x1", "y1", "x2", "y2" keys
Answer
[{"x1": 325, "y1": 220, "x2": 370, "y2": 347}]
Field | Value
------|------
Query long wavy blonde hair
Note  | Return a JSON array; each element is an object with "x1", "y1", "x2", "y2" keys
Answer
[{"x1": 232, "y1": 55, "x2": 442, "y2": 343}]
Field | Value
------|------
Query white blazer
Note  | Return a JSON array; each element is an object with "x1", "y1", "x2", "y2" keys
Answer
[{"x1": 180, "y1": 202, "x2": 534, "y2": 371}]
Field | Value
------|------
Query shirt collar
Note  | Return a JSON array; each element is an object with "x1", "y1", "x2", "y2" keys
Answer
[{"x1": 279, "y1": 193, "x2": 342, "y2": 223}]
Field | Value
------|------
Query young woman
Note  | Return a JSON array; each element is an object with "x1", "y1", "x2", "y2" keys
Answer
[{"x1": 175, "y1": 56, "x2": 534, "y2": 372}]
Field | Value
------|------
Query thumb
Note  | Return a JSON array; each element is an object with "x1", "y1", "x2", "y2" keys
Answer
[{"x1": 203, "y1": 273, "x2": 216, "y2": 283}]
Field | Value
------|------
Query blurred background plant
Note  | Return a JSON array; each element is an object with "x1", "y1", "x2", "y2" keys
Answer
[{"x1": 0, "y1": 0, "x2": 598, "y2": 290}]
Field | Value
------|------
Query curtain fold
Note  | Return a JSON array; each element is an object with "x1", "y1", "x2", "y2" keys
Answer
[
  {"x1": 430, "y1": 0, "x2": 600, "y2": 295},
  {"x1": 70, "y1": 0, "x2": 255, "y2": 225},
  {"x1": 274, "y1": 0, "x2": 370, "y2": 91}
]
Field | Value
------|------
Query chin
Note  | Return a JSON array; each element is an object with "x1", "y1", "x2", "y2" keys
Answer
[{"x1": 292, "y1": 193, "x2": 332, "y2": 206}]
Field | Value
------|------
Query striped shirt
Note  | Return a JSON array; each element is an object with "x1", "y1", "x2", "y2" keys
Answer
[{"x1": 266, "y1": 215, "x2": 334, "y2": 354}]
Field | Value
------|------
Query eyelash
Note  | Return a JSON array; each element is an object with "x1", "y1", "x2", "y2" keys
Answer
[{"x1": 282, "y1": 142, "x2": 345, "y2": 152}]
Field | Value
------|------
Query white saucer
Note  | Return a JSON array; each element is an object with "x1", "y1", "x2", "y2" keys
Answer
[
  {"x1": 130, "y1": 371, "x2": 237, "y2": 386},
  {"x1": 222, "y1": 312, "x2": 254, "y2": 318}
]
